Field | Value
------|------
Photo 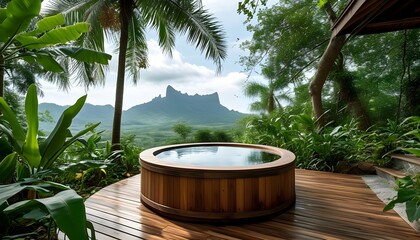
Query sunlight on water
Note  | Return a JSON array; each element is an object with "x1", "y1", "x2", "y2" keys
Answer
[{"x1": 156, "y1": 146, "x2": 280, "y2": 167}]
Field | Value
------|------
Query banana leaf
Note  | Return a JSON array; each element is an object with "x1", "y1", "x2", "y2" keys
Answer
[
  {"x1": 0, "y1": 153, "x2": 17, "y2": 184},
  {"x1": 0, "y1": 0, "x2": 41, "y2": 42},
  {"x1": 21, "y1": 13, "x2": 65, "y2": 37},
  {"x1": 0, "y1": 179, "x2": 67, "y2": 206},
  {"x1": 39, "y1": 95, "x2": 86, "y2": 168},
  {"x1": 4, "y1": 189, "x2": 90, "y2": 240},
  {"x1": 16, "y1": 22, "x2": 90, "y2": 49},
  {"x1": 34, "y1": 51, "x2": 65, "y2": 72},
  {"x1": 0, "y1": 98, "x2": 26, "y2": 149},
  {"x1": 60, "y1": 46, "x2": 112, "y2": 64},
  {"x1": 0, "y1": 137, "x2": 13, "y2": 161},
  {"x1": 22, "y1": 84, "x2": 41, "y2": 170},
  {"x1": 41, "y1": 122, "x2": 100, "y2": 170}
]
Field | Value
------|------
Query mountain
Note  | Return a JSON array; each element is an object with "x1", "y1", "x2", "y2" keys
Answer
[
  {"x1": 39, "y1": 85, "x2": 246, "y2": 134},
  {"x1": 123, "y1": 85, "x2": 244, "y2": 125}
]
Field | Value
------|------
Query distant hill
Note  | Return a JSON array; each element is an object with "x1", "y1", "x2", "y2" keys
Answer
[
  {"x1": 39, "y1": 85, "x2": 246, "y2": 146},
  {"x1": 39, "y1": 103, "x2": 115, "y2": 128}
]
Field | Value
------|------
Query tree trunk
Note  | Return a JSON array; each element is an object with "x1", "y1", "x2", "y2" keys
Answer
[
  {"x1": 309, "y1": 35, "x2": 346, "y2": 125},
  {"x1": 397, "y1": 30, "x2": 408, "y2": 122},
  {"x1": 111, "y1": 0, "x2": 133, "y2": 150},
  {"x1": 333, "y1": 54, "x2": 371, "y2": 130},
  {"x1": 268, "y1": 92, "x2": 275, "y2": 113},
  {"x1": 309, "y1": 2, "x2": 346, "y2": 126}
]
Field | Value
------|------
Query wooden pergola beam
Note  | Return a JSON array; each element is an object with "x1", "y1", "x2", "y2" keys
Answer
[{"x1": 332, "y1": 0, "x2": 420, "y2": 37}]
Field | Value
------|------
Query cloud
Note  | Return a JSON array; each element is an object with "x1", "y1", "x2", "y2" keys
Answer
[{"x1": 141, "y1": 41, "x2": 215, "y2": 83}]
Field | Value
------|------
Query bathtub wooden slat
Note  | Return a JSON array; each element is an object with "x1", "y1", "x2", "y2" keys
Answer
[
  {"x1": 220, "y1": 179, "x2": 228, "y2": 212},
  {"x1": 164, "y1": 175, "x2": 173, "y2": 206},
  {"x1": 179, "y1": 177, "x2": 188, "y2": 211},
  {"x1": 258, "y1": 177, "x2": 266, "y2": 209},
  {"x1": 195, "y1": 177, "x2": 205, "y2": 211},
  {"x1": 158, "y1": 174, "x2": 164, "y2": 204},
  {"x1": 227, "y1": 179, "x2": 236, "y2": 212},
  {"x1": 173, "y1": 176, "x2": 180, "y2": 209},
  {"x1": 203, "y1": 178, "x2": 212, "y2": 212},
  {"x1": 211, "y1": 178, "x2": 220, "y2": 212},
  {"x1": 187, "y1": 177, "x2": 196, "y2": 211},
  {"x1": 236, "y1": 178, "x2": 244, "y2": 212}
]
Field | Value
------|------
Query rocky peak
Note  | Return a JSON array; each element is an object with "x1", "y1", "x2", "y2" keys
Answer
[{"x1": 165, "y1": 85, "x2": 220, "y2": 105}]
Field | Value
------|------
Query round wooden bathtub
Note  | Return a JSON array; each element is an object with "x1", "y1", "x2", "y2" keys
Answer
[{"x1": 140, "y1": 143, "x2": 295, "y2": 222}]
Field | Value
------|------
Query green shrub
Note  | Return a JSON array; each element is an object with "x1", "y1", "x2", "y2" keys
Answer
[
  {"x1": 384, "y1": 174, "x2": 420, "y2": 222},
  {"x1": 238, "y1": 111, "x2": 391, "y2": 171}
]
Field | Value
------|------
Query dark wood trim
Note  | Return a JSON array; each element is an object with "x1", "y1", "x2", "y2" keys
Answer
[{"x1": 332, "y1": 0, "x2": 420, "y2": 37}]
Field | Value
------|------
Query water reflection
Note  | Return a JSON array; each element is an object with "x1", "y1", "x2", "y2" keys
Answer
[
  {"x1": 156, "y1": 146, "x2": 280, "y2": 167},
  {"x1": 247, "y1": 151, "x2": 279, "y2": 164}
]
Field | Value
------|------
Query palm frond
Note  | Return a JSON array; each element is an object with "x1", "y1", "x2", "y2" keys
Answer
[
  {"x1": 141, "y1": 0, "x2": 227, "y2": 73},
  {"x1": 125, "y1": 10, "x2": 148, "y2": 84},
  {"x1": 138, "y1": 1, "x2": 176, "y2": 56},
  {"x1": 42, "y1": 56, "x2": 71, "y2": 91},
  {"x1": 244, "y1": 81, "x2": 267, "y2": 97}
]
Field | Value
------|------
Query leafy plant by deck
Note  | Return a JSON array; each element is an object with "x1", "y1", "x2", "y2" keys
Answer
[
  {"x1": 399, "y1": 116, "x2": 420, "y2": 157},
  {"x1": 0, "y1": 179, "x2": 95, "y2": 239},
  {"x1": 0, "y1": 84, "x2": 99, "y2": 178},
  {"x1": 0, "y1": 84, "x2": 98, "y2": 238},
  {"x1": 238, "y1": 111, "x2": 420, "y2": 172},
  {"x1": 384, "y1": 174, "x2": 420, "y2": 222}
]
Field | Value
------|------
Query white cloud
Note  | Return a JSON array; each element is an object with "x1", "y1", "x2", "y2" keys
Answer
[{"x1": 141, "y1": 41, "x2": 215, "y2": 83}]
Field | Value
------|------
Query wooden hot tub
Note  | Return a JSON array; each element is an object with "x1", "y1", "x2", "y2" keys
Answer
[{"x1": 140, "y1": 142, "x2": 295, "y2": 222}]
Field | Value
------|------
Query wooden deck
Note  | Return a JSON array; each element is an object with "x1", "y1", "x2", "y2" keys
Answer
[{"x1": 84, "y1": 169, "x2": 419, "y2": 239}]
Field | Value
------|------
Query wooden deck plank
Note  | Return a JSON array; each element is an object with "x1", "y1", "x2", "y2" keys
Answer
[{"x1": 83, "y1": 169, "x2": 419, "y2": 239}]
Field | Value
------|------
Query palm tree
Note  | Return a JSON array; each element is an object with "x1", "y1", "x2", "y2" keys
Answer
[
  {"x1": 244, "y1": 78, "x2": 292, "y2": 114},
  {"x1": 44, "y1": 0, "x2": 227, "y2": 149}
]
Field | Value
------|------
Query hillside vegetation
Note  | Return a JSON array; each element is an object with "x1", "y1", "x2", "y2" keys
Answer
[{"x1": 39, "y1": 85, "x2": 246, "y2": 147}]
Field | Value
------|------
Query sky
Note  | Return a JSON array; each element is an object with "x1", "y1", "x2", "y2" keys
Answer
[{"x1": 38, "y1": 0, "x2": 263, "y2": 113}]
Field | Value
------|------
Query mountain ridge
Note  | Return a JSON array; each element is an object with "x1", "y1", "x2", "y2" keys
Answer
[{"x1": 39, "y1": 85, "x2": 246, "y2": 132}]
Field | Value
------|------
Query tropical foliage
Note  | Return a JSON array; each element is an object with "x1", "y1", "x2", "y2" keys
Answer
[
  {"x1": 172, "y1": 122, "x2": 192, "y2": 142},
  {"x1": 0, "y1": 1, "x2": 115, "y2": 237},
  {"x1": 0, "y1": 179, "x2": 94, "y2": 239},
  {"x1": 0, "y1": 85, "x2": 99, "y2": 179},
  {"x1": 240, "y1": 0, "x2": 420, "y2": 128},
  {"x1": 237, "y1": 112, "x2": 420, "y2": 172},
  {"x1": 0, "y1": 84, "x2": 96, "y2": 239},
  {"x1": 0, "y1": 0, "x2": 112, "y2": 97},
  {"x1": 170, "y1": 122, "x2": 233, "y2": 144},
  {"x1": 244, "y1": 78, "x2": 292, "y2": 114},
  {"x1": 48, "y1": 132, "x2": 141, "y2": 196}
]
